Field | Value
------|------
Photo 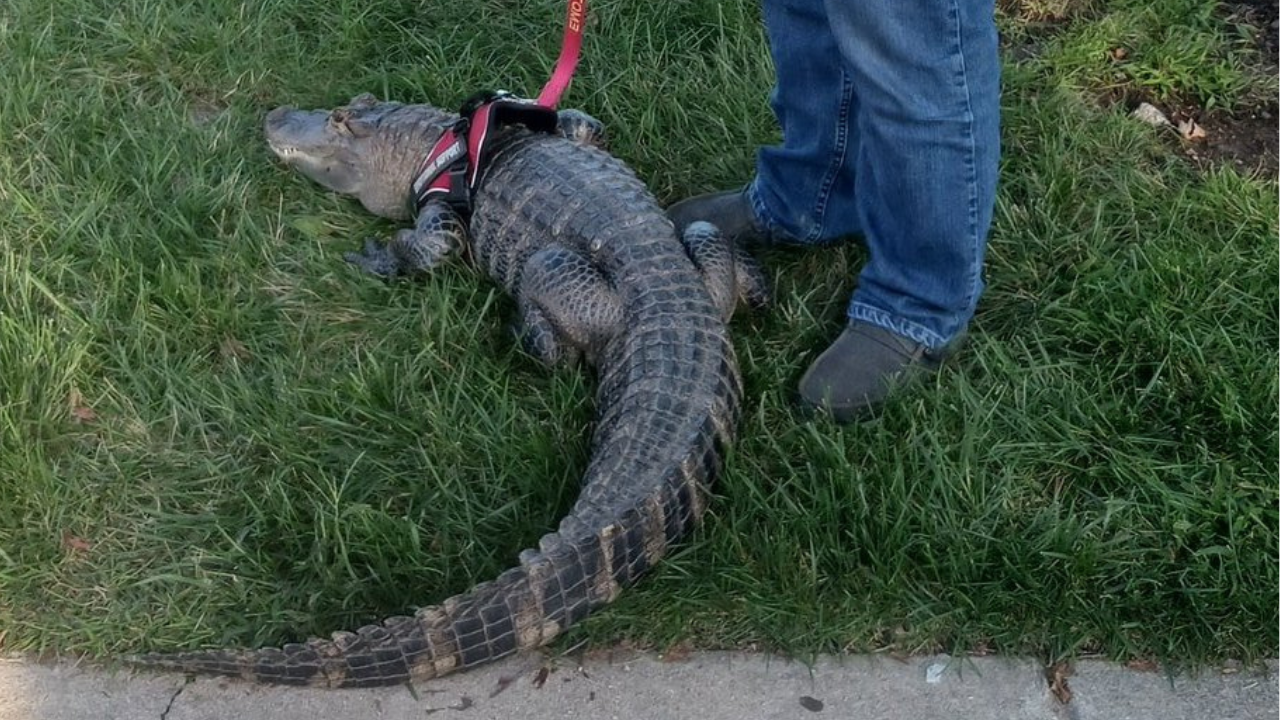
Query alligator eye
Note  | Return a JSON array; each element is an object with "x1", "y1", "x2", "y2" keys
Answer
[{"x1": 327, "y1": 109, "x2": 354, "y2": 135}]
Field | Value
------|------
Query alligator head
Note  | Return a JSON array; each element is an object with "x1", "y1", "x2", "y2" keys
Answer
[{"x1": 264, "y1": 93, "x2": 454, "y2": 220}]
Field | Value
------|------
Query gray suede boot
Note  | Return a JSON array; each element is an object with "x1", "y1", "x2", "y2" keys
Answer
[
  {"x1": 799, "y1": 321, "x2": 957, "y2": 422},
  {"x1": 667, "y1": 189, "x2": 775, "y2": 245}
]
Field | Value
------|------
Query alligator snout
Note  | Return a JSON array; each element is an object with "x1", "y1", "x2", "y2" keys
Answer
[
  {"x1": 263, "y1": 105, "x2": 299, "y2": 138},
  {"x1": 263, "y1": 105, "x2": 331, "y2": 161}
]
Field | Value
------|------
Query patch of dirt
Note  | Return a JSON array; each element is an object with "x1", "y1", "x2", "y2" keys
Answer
[
  {"x1": 1179, "y1": 101, "x2": 1278, "y2": 176},
  {"x1": 1223, "y1": 0, "x2": 1279, "y2": 59},
  {"x1": 1007, "y1": 0, "x2": 1279, "y2": 175},
  {"x1": 1106, "y1": 88, "x2": 1278, "y2": 176},
  {"x1": 1101, "y1": 0, "x2": 1278, "y2": 182}
]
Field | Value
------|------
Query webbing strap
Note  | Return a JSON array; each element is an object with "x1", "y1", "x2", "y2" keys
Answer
[
  {"x1": 536, "y1": 0, "x2": 587, "y2": 108},
  {"x1": 410, "y1": 0, "x2": 589, "y2": 215},
  {"x1": 410, "y1": 133, "x2": 466, "y2": 207}
]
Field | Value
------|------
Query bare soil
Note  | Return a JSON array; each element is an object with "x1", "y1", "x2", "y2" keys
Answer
[{"x1": 1185, "y1": 0, "x2": 1277, "y2": 176}]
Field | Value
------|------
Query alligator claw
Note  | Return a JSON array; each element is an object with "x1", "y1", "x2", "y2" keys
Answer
[{"x1": 344, "y1": 238, "x2": 400, "y2": 278}]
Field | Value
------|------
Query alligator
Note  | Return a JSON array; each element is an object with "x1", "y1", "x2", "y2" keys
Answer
[{"x1": 132, "y1": 93, "x2": 767, "y2": 687}]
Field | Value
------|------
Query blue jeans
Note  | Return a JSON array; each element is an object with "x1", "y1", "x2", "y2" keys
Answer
[{"x1": 747, "y1": 0, "x2": 1001, "y2": 349}]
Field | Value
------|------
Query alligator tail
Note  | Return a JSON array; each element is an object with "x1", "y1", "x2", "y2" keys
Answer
[{"x1": 130, "y1": 407, "x2": 727, "y2": 688}]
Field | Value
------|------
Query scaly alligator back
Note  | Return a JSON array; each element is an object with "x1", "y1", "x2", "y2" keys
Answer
[{"x1": 136, "y1": 121, "x2": 744, "y2": 687}]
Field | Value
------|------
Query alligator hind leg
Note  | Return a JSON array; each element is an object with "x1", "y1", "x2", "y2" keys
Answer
[
  {"x1": 556, "y1": 109, "x2": 606, "y2": 148},
  {"x1": 679, "y1": 221, "x2": 770, "y2": 321},
  {"x1": 515, "y1": 245, "x2": 622, "y2": 368},
  {"x1": 344, "y1": 200, "x2": 465, "y2": 278}
]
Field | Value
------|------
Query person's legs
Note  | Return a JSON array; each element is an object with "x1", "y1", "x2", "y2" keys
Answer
[
  {"x1": 827, "y1": 0, "x2": 1000, "y2": 349},
  {"x1": 796, "y1": 0, "x2": 1000, "y2": 420},
  {"x1": 668, "y1": 0, "x2": 1000, "y2": 420},
  {"x1": 747, "y1": 0, "x2": 862, "y2": 245},
  {"x1": 668, "y1": 0, "x2": 861, "y2": 246}
]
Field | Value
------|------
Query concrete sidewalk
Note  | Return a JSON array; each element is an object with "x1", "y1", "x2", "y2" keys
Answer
[{"x1": 1, "y1": 652, "x2": 1273, "y2": 720}]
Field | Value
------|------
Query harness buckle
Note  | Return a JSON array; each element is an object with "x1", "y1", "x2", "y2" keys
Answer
[{"x1": 459, "y1": 90, "x2": 512, "y2": 118}]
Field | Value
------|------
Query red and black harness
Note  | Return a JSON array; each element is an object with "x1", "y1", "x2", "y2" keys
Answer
[{"x1": 409, "y1": 0, "x2": 587, "y2": 216}]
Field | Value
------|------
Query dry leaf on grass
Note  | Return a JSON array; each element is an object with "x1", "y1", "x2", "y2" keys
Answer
[
  {"x1": 61, "y1": 531, "x2": 92, "y2": 553},
  {"x1": 68, "y1": 389, "x2": 97, "y2": 423}
]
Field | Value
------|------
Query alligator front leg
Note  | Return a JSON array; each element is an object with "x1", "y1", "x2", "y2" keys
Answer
[
  {"x1": 515, "y1": 245, "x2": 622, "y2": 368},
  {"x1": 556, "y1": 109, "x2": 606, "y2": 149},
  {"x1": 679, "y1": 220, "x2": 770, "y2": 321},
  {"x1": 344, "y1": 200, "x2": 466, "y2": 278}
]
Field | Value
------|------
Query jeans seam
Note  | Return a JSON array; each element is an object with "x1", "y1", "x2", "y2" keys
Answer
[
  {"x1": 950, "y1": 0, "x2": 982, "y2": 323},
  {"x1": 807, "y1": 70, "x2": 854, "y2": 243}
]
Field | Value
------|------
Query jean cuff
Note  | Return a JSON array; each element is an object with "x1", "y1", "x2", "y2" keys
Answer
[
  {"x1": 745, "y1": 179, "x2": 801, "y2": 245},
  {"x1": 847, "y1": 302, "x2": 950, "y2": 350}
]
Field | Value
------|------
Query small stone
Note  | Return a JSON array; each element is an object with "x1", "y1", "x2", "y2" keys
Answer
[{"x1": 1131, "y1": 102, "x2": 1171, "y2": 127}]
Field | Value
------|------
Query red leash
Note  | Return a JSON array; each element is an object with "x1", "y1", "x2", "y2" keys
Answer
[
  {"x1": 537, "y1": 0, "x2": 587, "y2": 108},
  {"x1": 411, "y1": 0, "x2": 588, "y2": 215}
]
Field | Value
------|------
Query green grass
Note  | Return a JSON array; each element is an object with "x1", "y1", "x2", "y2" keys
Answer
[{"x1": 1, "y1": 0, "x2": 1275, "y2": 669}]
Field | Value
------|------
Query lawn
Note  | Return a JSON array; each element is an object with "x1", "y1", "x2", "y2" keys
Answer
[{"x1": 0, "y1": 0, "x2": 1275, "y2": 670}]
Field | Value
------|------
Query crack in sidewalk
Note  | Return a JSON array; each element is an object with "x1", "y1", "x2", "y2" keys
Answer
[{"x1": 159, "y1": 676, "x2": 193, "y2": 720}]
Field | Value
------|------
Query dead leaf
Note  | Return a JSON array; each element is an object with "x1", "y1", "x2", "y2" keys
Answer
[
  {"x1": 1110, "y1": 47, "x2": 1129, "y2": 60},
  {"x1": 531, "y1": 666, "x2": 550, "y2": 689},
  {"x1": 489, "y1": 673, "x2": 518, "y2": 698},
  {"x1": 1047, "y1": 662, "x2": 1073, "y2": 704},
  {"x1": 660, "y1": 641, "x2": 692, "y2": 663},
  {"x1": 68, "y1": 389, "x2": 97, "y2": 423},
  {"x1": 1178, "y1": 118, "x2": 1207, "y2": 141},
  {"x1": 61, "y1": 531, "x2": 92, "y2": 553},
  {"x1": 799, "y1": 696, "x2": 825, "y2": 712}
]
